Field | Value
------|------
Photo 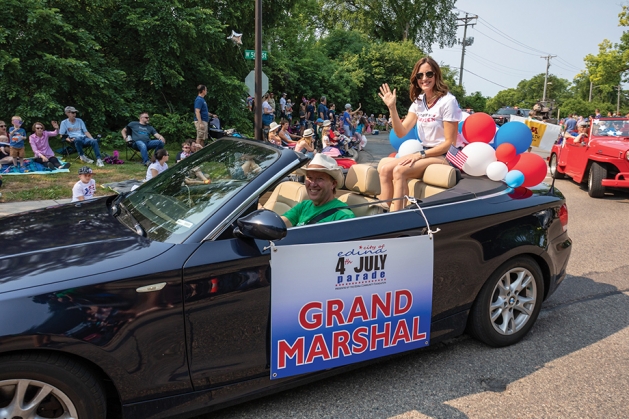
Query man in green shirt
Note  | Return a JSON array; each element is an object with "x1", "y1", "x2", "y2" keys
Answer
[{"x1": 282, "y1": 154, "x2": 355, "y2": 227}]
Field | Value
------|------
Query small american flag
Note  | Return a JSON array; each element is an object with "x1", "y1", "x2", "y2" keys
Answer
[{"x1": 446, "y1": 145, "x2": 467, "y2": 170}]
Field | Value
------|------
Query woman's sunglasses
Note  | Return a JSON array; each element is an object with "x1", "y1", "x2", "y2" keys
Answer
[{"x1": 415, "y1": 71, "x2": 435, "y2": 80}]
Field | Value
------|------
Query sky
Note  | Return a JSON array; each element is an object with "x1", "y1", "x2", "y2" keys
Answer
[{"x1": 430, "y1": 0, "x2": 627, "y2": 98}]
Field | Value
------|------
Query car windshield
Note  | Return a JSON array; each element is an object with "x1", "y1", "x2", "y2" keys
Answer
[
  {"x1": 121, "y1": 139, "x2": 280, "y2": 243},
  {"x1": 591, "y1": 118, "x2": 629, "y2": 136},
  {"x1": 496, "y1": 108, "x2": 519, "y2": 115}
]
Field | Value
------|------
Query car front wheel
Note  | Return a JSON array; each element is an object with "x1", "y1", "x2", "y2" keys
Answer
[
  {"x1": 587, "y1": 162, "x2": 606, "y2": 198},
  {"x1": 468, "y1": 257, "x2": 544, "y2": 347},
  {"x1": 549, "y1": 153, "x2": 565, "y2": 179},
  {"x1": 0, "y1": 353, "x2": 106, "y2": 419}
]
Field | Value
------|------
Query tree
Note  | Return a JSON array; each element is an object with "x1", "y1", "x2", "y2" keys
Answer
[
  {"x1": 460, "y1": 92, "x2": 487, "y2": 113},
  {"x1": 318, "y1": 0, "x2": 457, "y2": 52}
]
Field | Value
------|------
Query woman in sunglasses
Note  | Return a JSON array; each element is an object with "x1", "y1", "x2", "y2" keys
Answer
[
  {"x1": 377, "y1": 56, "x2": 461, "y2": 211},
  {"x1": 29, "y1": 121, "x2": 71, "y2": 170}
]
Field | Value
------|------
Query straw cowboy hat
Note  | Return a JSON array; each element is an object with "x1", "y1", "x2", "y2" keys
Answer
[
  {"x1": 322, "y1": 120, "x2": 331, "y2": 127},
  {"x1": 302, "y1": 128, "x2": 314, "y2": 137},
  {"x1": 297, "y1": 154, "x2": 344, "y2": 188},
  {"x1": 269, "y1": 121, "x2": 281, "y2": 132}
]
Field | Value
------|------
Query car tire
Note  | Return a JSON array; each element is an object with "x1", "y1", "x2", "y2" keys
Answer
[
  {"x1": 549, "y1": 153, "x2": 565, "y2": 179},
  {"x1": 587, "y1": 162, "x2": 606, "y2": 198},
  {"x1": 0, "y1": 352, "x2": 106, "y2": 419},
  {"x1": 468, "y1": 256, "x2": 544, "y2": 347}
]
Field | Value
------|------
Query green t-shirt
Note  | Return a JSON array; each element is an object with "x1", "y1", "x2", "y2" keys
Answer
[{"x1": 283, "y1": 198, "x2": 355, "y2": 226}]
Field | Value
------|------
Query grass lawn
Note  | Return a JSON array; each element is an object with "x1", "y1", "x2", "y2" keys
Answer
[{"x1": 0, "y1": 143, "x2": 182, "y2": 203}]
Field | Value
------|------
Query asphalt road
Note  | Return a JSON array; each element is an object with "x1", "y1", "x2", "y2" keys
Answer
[{"x1": 196, "y1": 143, "x2": 629, "y2": 419}]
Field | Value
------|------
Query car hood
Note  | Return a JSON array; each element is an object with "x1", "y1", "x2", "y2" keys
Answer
[
  {"x1": 0, "y1": 198, "x2": 174, "y2": 294},
  {"x1": 590, "y1": 137, "x2": 629, "y2": 157}
]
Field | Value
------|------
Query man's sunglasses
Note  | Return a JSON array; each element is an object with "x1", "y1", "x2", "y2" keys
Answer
[{"x1": 415, "y1": 71, "x2": 435, "y2": 80}]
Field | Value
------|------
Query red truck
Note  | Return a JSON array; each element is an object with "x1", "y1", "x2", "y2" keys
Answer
[{"x1": 549, "y1": 117, "x2": 629, "y2": 197}]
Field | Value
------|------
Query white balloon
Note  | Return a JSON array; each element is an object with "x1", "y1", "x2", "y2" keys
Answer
[
  {"x1": 461, "y1": 142, "x2": 497, "y2": 176},
  {"x1": 398, "y1": 140, "x2": 423, "y2": 157},
  {"x1": 486, "y1": 161, "x2": 509, "y2": 181}
]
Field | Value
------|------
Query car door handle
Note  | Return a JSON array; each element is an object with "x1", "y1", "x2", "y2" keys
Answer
[{"x1": 136, "y1": 282, "x2": 167, "y2": 293}]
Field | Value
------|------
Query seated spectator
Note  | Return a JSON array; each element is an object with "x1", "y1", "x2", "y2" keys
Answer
[
  {"x1": 122, "y1": 112, "x2": 166, "y2": 166},
  {"x1": 176, "y1": 141, "x2": 193, "y2": 163},
  {"x1": 145, "y1": 149, "x2": 169, "y2": 182},
  {"x1": 295, "y1": 129, "x2": 316, "y2": 159},
  {"x1": 278, "y1": 121, "x2": 300, "y2": 145},
  {"x1": 0, "y1": 135, "x2": 14, "y2": 165},
  {"x1": 267, "y1": 122, "x2": 282, "y2": 146},
  {"x1": 29, "y1": 121, "x2": 71, "y2": 170},
  {"x1": 184, "y1": 166, "x2": 211, "y2": 185},
  {"x1": 60, "y1": 106, "x2": 104, "y2": 167},
  {"x1": 0, "y1": 120, "x2": 7, "y2": 138},
  {"x1": 281, "y1": 154, "x2": 355, "y2": 227},
  {"x1": 72, "y1": 166, "x2": 97, "y2": 202}
]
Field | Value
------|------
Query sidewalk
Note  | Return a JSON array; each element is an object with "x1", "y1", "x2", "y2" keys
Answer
[{"x1": 0, "y1": 132, "x2": 395, "y2": 218}]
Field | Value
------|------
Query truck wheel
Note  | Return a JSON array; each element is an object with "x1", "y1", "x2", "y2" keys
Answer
[
  {"x1": 587, "y1": 162, "x2": 606, "y2": 198},
  {"x1": 0, "y1": 352, "x2": 106, "y2": 419},
  {"x1": 468, "y1": 257, "x2": 544, "y2": 347},
  {"x1": 549, "y1": 153, "x2": 565, "y2": 179}
]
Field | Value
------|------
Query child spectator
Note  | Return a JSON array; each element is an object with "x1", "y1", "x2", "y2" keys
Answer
[
  {"x1": 145, "y1": 149, "x2": 169, "y2": 181},
  {"x1": 8, "y1": 116, "x2": 27, "y2": 168},
  {"x1": 176, "y1": 141, "x2": 193, "y2": 163},
  {"x1": 72, "y1": 166, "x2": 97, "y2": 202}
]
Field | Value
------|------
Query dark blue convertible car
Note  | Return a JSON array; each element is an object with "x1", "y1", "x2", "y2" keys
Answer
[{"x1": 0, "y1": 137, "x2": 571, "y2": 419}]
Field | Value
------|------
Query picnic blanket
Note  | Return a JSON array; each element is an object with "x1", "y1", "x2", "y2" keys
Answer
[
  {"x1": 1, "y1": 159, "x2": 71, "y2": 175},
  {"x1": 101, "y1": 179, "x2": 143, "y2": 194}
]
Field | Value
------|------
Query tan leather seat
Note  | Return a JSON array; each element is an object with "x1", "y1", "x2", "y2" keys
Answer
[
  {"x1": 408, "y1": 164, "x2": 456, "y2": 198},
  {"x1": 338, "y1": 164, "x2": 384, "y2": 217},
  {"x1": 263, "y1": 181, "x2": 308, "y2": 215}
]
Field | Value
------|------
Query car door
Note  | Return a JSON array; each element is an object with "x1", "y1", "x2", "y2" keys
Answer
[{"x1": 563, "y1": 137, "x2": 590, "y2": 181}]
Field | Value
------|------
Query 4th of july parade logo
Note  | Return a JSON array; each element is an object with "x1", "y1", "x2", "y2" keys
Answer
[{"x1": 335, "y1": 243, "x2": 387, "y2": 290}]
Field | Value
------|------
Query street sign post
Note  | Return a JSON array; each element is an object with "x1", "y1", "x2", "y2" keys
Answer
[
  {"x1": 245, "y1": 50, "x2": 268, "y2": 60},
  {"x1": 245, "y1": 70, "x2": 268, "y2": 97}
]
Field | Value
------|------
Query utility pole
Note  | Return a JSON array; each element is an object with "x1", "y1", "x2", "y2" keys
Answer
[
  {"x1": 541, "y1": 55, "x2": 556, "y2": 102},
  {"x1": 457, "y1": 13, "x2": 477, "y2": 87},
  {"x1": 615, "y1": 84, "x2": 621, "y2": 115},
  {"x1": 589, "y1": 81, "x2": 593, "y2": 102},
  {"x1": 254, "y1": 0, "x2": 262, "y2": 140}
]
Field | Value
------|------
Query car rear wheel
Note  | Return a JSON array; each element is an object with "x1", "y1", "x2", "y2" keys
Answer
[
  {"x1": 0, "y1": 353, "x2": 106, "y2": 419},
  {"x1": 587, "y1": 162, "x2": 606, "y2": 198},
  {"x1": 549, "y1": 153, "x2": 565, "y2": 179},
  {"x1": 468, "y1": 257, "x2": 544, "y2": 347}
]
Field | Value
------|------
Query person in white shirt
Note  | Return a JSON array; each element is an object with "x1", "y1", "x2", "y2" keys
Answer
[
  {"x1": 145, "y1": 149, "x2": 169, "y2": 181},
  {"x1": 279, "y1": 93, "x2": 287, "y2": 121},
  {"x1": 72, "y1": 166, "x2": 97, "y2": 202},
  {"x1": 378, "y1": 56, "x2": 462, "y2": 212}
]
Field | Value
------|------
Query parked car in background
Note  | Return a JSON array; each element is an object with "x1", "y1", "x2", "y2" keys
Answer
[
  {"x1": 549, "y1": 117, "x2": 629, "y2": 197},
  {"x1": 492, "y1": 107, "x2": 530, "y2": 126}
]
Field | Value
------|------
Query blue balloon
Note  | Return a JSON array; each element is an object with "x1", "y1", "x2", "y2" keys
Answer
[
  {"x1": 494, "y1": 121, "x2": 533, "y2": 155},
  {"x1": 389, "y1": 126, "x2": 418, "y2": 151},
  {"x1": 458, "y1": 120, "x2": 464, "y2": 133},
  {"x1": 505, "y1": 170, "x2": 525, "y2": 188}
]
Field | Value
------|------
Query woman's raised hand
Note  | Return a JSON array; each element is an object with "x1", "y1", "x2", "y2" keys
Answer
[{"x1": 378, "y1": 84, "x2": 396, "y2": 109}]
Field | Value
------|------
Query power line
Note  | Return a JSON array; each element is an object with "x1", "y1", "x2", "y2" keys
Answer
[
  {"x1": 555, "y1": 56, "x2": 583, "y2": 71},
  {"x1": 451, "y1": 67, "x2": 510, "y2": 89},
  {"x1": 465, "y1": 51, "x2": 539, "y2": 75},
  {"x1": 472, "y1": 28, "x2": 542, "y2": 56},
  {"x1": 477, "y1": 19, "x2": 550, "y2": 55}
]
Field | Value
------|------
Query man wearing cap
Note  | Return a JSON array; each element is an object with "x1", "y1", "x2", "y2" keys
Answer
[
  {"x1": 564, "y1": 120, "x2": 589, "y2": 144},
  {"x1": 281, "y1": 154, "x2": 355, "y2": 227},
  {"x1": 59, "y1": 106, "x2": 105, "y2": 167},
  {"x1": 121, "y1": 112, "x2": 166, "y2": 166}
]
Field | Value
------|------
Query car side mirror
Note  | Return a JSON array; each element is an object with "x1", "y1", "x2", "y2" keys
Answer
[{"x1": 234, "y1": 209, "x2": 287, "y2": 241}]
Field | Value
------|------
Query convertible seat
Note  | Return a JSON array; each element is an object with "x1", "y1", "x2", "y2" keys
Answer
[
  {"x1": 408, "y1": 164, "x2": 457, "y2": 198},
  {"x1": 376, "y1": 157, "x2": 457, "y2": 199},
  {"x1": 263, "y1": 181, "x2": 308, "y2": 215},
  {"x1": 338, "y1": 164, "x2": 384, "y2": 217}
]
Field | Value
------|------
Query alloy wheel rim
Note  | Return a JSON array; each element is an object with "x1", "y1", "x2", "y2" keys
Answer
[
  {"x1": 489, "y1": 267, "x2": 537, "y2": 335},
  {"x1": 0, "y1": 379, "x2": 78, "y2": 419}
]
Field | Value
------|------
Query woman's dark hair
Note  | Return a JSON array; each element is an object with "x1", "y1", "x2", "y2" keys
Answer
[
  {"x1": 153, "y1": 149, "x2": 168, "y2": 162},
  {"x1": 32, "y1": 121, "x2": 45, "y2": 133},
  {"x1": 409, "y1": 56, "x2": 449, "y2": 101}
]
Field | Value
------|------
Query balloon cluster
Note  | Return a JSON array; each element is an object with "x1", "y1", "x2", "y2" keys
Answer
[{"x1": 389, "y1": 112, "x2": 547, "y2": 188}]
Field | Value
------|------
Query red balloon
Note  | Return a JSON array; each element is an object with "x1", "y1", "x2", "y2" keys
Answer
[
  {"x1": 462, "y1": 112, "x2": 496, "y2": 143},
  {"x1": 389, "y1": 152, "x2": 397, "y2": 157},
  {"x1": 495, "y1": 143, "x2": 517, "y2": 164},
  {"x1": 511, "y1": 153, "x2": 547, "y2": 187}
]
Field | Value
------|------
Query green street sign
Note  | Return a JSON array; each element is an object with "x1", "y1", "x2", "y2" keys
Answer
[{"x1": 245, "y1": 50, "x2": 268, "y2": 60}]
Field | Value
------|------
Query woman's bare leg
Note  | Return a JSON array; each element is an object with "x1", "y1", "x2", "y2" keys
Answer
[
  {"x1": 378, "y1": 158, "x2": 400, "y2": 206},
  {"x1": 390, "y1": 158, "x2": 443, "y2": 211}
]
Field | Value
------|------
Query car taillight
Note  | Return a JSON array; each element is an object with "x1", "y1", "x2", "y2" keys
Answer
[{"x1": 558, "y1": 204, "x2": 568, "y2": 232}]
